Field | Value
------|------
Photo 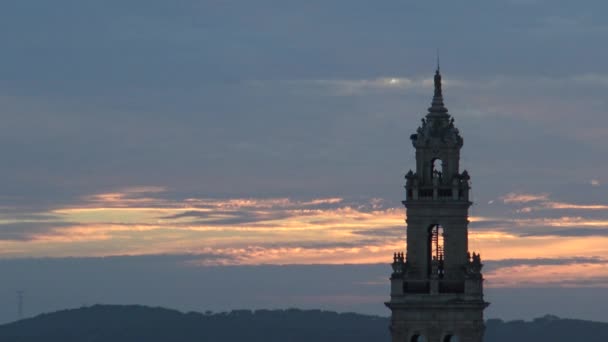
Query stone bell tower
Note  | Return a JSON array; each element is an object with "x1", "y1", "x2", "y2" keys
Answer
[{"x1": 386, "y1": 68, "x2": 488, "y2": 342}]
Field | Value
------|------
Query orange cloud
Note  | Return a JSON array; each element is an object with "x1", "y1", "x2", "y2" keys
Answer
[
  {"x1": 544, "y1": 202, "x2": 608, "y2": 210},
  {"x1": 500, "y1": 191, "x2": 608, "y2": 212},
  {"x1": 501, "y1": 192, "x2": 549, "y2": 203},
  {"x1": 0, "y1": 187, "x2": 606, "y2": 289}
]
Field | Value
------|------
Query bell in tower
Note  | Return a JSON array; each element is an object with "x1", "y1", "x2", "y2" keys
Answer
[{"x1": 386, "y1": 68, "x2": 489, "y2": 342}]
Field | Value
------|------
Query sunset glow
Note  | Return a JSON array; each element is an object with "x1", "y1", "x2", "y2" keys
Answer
[{"x1": 0, "y1": 187, "x2": 605, "y2": 288}]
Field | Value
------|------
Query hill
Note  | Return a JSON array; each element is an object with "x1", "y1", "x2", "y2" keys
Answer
[
  {"x1": 0, "y1": 305, "x2": 607, "y2": 341},
  {"x1": 0, "y1": 305, "x2": 387, "y2": 342}
]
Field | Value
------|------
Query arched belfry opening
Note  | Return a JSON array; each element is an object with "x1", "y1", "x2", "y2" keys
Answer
[
  {"x1": 428, "y1": 224, "x2": 445, "y2": 277},
  {"x1": 443, "y1": 335, "x2": 460, "y2": 342},
  {"x1": 411, "y1": 334, "x2": 426, "y2": 342},
  {"x1": 386, "y1": 67, "x2": 488, "y2": 342},
  {"x1": 431, "y1": 158, "x2": 443, "y2": 181}
]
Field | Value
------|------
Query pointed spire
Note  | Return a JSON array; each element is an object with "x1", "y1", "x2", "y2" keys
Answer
[
  {"x1": 433, "y1": 68, "x2": 443, "y2": 99},
  {"x1": 428, "y1": 65, "x2": 448, "y2": 114},
  {"x1": 436, "y1": 48, "x2": 440, "y2": 72}
]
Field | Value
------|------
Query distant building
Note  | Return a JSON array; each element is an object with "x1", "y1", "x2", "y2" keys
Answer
[{"x1": 386, "y1": 68, "x2": 489, "y2": 342}]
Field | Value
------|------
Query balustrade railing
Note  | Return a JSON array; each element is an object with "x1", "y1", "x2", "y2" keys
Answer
[{"x1": 405, "y1": 185, "x2": 468, "y2": 201}]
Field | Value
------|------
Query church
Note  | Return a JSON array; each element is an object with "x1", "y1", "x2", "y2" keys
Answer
[{"x1": 386, "y1": 68, "x2": 489, "y2": 342}]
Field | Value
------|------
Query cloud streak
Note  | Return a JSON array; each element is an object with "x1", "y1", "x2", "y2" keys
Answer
[
  {"x1": 0, "y1": 188, "x2": 606, "y2": 276},
  {"x1": 499, "y1": 192, "x2": 608, "y2": 213},
  {"x1": 250, "y1": 77, "x2": 469, "y2": 96}
]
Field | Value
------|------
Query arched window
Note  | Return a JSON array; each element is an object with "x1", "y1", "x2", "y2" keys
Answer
[
  {"x1": 431, "y1": 224, "x2": 444, "y2": 261},
  {"x1": 411, "y1": 334, "x2": 427, "y2": 342},
  {"x1": 431, "y1": 158, "x2": 443, "y2": 180},
  {"x1": 428, "y1": 224, "x2": 445, "y2": 276},
  {"x1": 444, "y1": 334, "x2": 460, "y2": 342}
]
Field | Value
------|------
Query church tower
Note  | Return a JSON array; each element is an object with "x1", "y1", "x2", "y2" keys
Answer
[{"x1": 386, "y1": 68, "x2": 489, "y2": 342}]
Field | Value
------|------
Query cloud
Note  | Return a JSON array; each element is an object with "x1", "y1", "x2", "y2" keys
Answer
[
  {"x1": 1, "y1": 2, "x2": 608, "y2": 324},
  {"x1": 543, "y1": 202, "x2": 608, "y2": 210},
  {"x1": 0, "y1": 191, "x2": 407, "y2": 261},
  {"x1": 2, "y1": 185, "x2": 608, "y2": 265},
  {"x1": 350, "y1": 226, "x2": 404, "y2": 238},
  {"x1": 247, "y1": 77, "x2": 472, "y2": 97},
  {"x1": 0, "y1": 222, "x2": 73, "y2": 241},
  {"x1": 485, "y1": 261, "x2": 608, "y2": 288},
  {"x1": 499, "y1": 192, "x2": 608, "y2": 213},
  {"x1": 484, "y1": 256, "x2": 606, "y2": 272},
  {"x1": 519, "y1": 228, "x2": 608, "y2": 237},
  {"x1": 0, "y1": 1, "x2": 607, "y2": 277},
  {"x1": 501, "y1": 192, "x2": 550, "y2": 204},
  {"x1": 472, "y1": 215, "x2": 608, "y2": 238}
]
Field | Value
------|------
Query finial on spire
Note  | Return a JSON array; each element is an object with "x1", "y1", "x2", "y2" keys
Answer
[
  {"x1": 434, "y1": 68, "x2": 442, "y2": 98},
  {"x1": 436, "y1": 48, "x2": 440, "y2": 72}
]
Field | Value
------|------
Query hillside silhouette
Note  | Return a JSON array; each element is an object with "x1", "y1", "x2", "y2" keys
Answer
[{"x1": 1, "y1": 305, "x2": 607, "y2": 341}]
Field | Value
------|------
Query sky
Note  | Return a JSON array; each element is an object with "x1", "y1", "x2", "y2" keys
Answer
[{"x1": 0, "y1": 0, "x2": 608, "y2": 323}]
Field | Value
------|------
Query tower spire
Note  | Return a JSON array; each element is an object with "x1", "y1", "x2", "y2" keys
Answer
[
  {"x1": 386, "y1": 61, "x2": 488, "y2": 342},
  {"x1": 436, "y1": 48, "x2": 440, "y2": 72},
  {"x1": 428, "y1": 64, "x2": 448, "y2": 114}
]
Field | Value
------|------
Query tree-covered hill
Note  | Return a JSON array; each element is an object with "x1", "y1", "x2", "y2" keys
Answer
[
  {"x1": 0, "y1": 305, "x2": 387, "y2": 342},
  {"x1": 0, "y1": 305, "x2": 607, "y2": 342}
]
